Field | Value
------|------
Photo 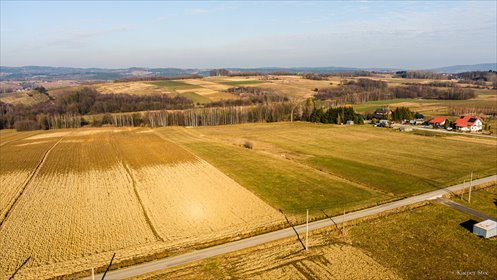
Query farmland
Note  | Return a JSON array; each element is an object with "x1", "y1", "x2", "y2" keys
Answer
[
  {"x1": 0, "y1": 122, "x2": 495, "y2": 278},
  {"x1": 0, "y1": 81, "x2": 496, "y2": 278},
  {"x1": 138, "y1": 201, "x2": 497, "y2": 279},
  {"x1": 157, "y1": 123, "x2": 496, "y2": 218},
  {"x1": 0, "y1": 128, "x2": 283, "y2": 278}
]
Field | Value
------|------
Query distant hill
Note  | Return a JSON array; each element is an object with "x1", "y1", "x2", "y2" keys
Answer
[
  {"x1": 0, "y1": 66, "x2": 399, "y2": 81},
  {"x1": 428, "y1": 63, "x2": 496, "y2": 73},
  {"x1": 1, "y1": 63, "x2": 495, "y2": 81},
  {"x1": 0, "y1": 66, "x2": 204, "y2": 81}
]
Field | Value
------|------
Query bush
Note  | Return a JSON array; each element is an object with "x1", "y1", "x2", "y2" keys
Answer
[
  {"x1": 243, "y1": 141, "x2": 254, "y2": 149},
  {"x1": 15, "y1": 120, "x2": 38, "y2": 131}
]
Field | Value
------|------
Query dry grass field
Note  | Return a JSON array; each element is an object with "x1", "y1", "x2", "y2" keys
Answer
[
  {"x1": 0, "y1": 90, "x2": 50, "y2": 105},
  {"x1": 0, "y1": 128, "x2": 283, "y2": 279},
  {"x1": 137, "y1": 231, "x2": 401, "y2": 280},
  {"x1": 139, "y1": 201, "x2": 497, "y2": 280},
  {"x1": 161, "y1": 122, "x2": 496, "y2": 192}
]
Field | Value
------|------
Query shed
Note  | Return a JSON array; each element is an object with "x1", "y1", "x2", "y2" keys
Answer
[{"x1": 473, "y1": 219, "x2": 497, "y2": 238}]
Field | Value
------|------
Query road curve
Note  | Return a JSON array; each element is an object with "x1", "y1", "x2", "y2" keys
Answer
[{"x1": 85, "y1": 175, "x2": 497, "y2": 280}]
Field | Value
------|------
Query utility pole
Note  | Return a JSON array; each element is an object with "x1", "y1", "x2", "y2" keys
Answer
[
  {"x1": 462, "y1": 180, "x2": 466, "y2": 200},
  {"x1": 306, "y1": 209, "x2": 309, "y2": 250},
  {"x1": 468, "y1": 172, "x2": 473, "y2": 203}
]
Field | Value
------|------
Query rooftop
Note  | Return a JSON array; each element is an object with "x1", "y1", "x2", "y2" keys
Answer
[{"x1": 474, "y1": 219, "x2": 497, "y2": 230}]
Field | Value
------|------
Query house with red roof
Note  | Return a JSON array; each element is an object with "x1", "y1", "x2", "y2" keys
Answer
[
  {"x1": 454, "y1": 115, "x2": 483, "y2": 132},
  {"x1": 428, "y1": 117, "x2": 447, "y2": 127}
]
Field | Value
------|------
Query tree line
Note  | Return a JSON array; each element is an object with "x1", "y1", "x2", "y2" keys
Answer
[
  {"x1": 308, "y1": 106, "x2": 363, "y2": 124},
  {"x1": 314, "y1": 78, "x2": 477, "y2": 104},
  {"x1": 0, "y1": 87, "x2": 194, "y2": 129}
]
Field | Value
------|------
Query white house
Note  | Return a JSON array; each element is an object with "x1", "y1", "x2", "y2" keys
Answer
[{"x1": 454, "y1": 115, "x2": 483, "y2": 132}]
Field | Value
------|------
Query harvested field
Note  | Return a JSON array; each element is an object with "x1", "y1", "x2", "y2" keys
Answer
[
  {"x1": 137, "y1": 201, "x2": 497, "y2": 280},
  {"x1": 0, "y1": 90, "x2": 50, "y2": 105},
  {"x1": 95, "y1": 82, "x2": 162, "y2": 95},
  {"x1": 0, "y1": 128, "x2": 283, "y2": 279},
  {"x1": 136, "y1": 229, "x2": 400, "y2": 280},
  {"x1": 147, "y1": 80, "x2": 200, "y2": 91}
]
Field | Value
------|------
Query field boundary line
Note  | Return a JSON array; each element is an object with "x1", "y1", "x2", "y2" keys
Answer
[
  {"x1": 122, "y1": 161, "x2": 165, "y2": 242},
  {"x1": 0, "y1": 134, "x2": 68, "y2": 228},
  {"x1": 109, "y1": 132, "x2": 164, "y2": 242}
]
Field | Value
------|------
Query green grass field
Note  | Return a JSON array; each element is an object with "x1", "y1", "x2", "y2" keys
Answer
[
  {"x1": 179, "y1": 92, "x2": 211, "y2": 104},
  {"x1": 220, "y1": 80, "x2": 265, "y2": 86},
  {"x1": 158, "y1": 122, "x2": 496, "y2": 218},
  {"x1": 157, "y1": 128, "x2": 388, "y2": 218},
  {"x1": 351, "y1": 203, "x2": 497, "y2": 279},
  {"x1": 148, "y1": 80, "x2": 201, "y2": 90}
]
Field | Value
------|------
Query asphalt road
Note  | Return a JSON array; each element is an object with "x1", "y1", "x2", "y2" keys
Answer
[
  {"x1": 411, "y1": 127, "x2": 497, "y2": 139},
  {"x1": 85, "y1": 174, "x2": 497, "y2": 280},
  {"x1": 437, "y1": 198, "x2": 497, "y2": 221}
]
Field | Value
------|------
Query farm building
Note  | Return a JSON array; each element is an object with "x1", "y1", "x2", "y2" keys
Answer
[
  {"x1": 454, "y1": 115, "x2": 483, "y2": 132},
  {"x1": 428, "y1": 117, "x2": 447, "y2": 127},
  {"x1": 372, "y1": 107, "x2": 391, "y2": 119},
  {"x1": 473, "y1": 219, "x2": 497, "y2": 238}
]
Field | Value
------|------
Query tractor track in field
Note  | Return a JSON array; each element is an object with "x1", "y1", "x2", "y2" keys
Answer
[
  {"x1": 0, "y1": 134, "x2": 68, "y2": 228},
  {"x1": 109, "y1": 132, "x2": 164, "y2": 243}
]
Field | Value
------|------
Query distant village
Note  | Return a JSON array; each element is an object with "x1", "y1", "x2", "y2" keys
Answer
[{"x1": 368, "y1": 106, "x2": 486, "y2": 134}]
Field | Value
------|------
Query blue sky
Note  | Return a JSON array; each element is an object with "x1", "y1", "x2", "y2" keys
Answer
[{"x1": 1, "y1": 1, "x2": 496, "y2": 69}]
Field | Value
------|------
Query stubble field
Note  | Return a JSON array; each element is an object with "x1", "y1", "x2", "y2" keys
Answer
[{"x1": 0, "y1": 128, "x2": 283, "y2": 279}]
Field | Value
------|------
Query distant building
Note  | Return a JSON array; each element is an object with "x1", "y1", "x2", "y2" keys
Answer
[
  {"x1": 428, "y1": 117, "x2": 447, "y2": 127},
  {"x1": 346, "y1": 120, "x2": 354, "y2": 125},
  {"x1": 454, "y1": 115, "x2": 483, "y2": 132},
  {"x1": 473, "y1": 219, "x2": 497, "y2": 238},
  {"x1": 372, "y1": 107, "x2": 391, "y2": 120}
]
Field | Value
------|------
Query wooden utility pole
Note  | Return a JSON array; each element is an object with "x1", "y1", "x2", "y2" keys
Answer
[
  {"x1": 462, "y1": 180, "x2": 466, "y2": 200},
  {"x1": 101, "y1": 253, "x2": 115, "y2": 280},
  {"x1": 306, "y1": 209, "x2": 309, "y2": 250},
  {"x1": 9, "y1": 256, "x2": 31, "y2": 280},
  {"x1": 468, "y1": 172, "x2": 473, "y2": 203}
]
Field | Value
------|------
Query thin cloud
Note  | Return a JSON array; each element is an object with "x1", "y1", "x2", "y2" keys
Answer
[{"x1": 184, "y1": 8, "x2": 208, "y2": 16}]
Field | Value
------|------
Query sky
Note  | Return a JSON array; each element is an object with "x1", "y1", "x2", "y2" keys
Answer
[{"x1": 1, "y1": 1, "x2": 496, "y2": 69}]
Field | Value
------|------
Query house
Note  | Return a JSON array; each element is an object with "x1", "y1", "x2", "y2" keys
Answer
[
  {"x1": 428, "y1": 117, "x2": 447, "y2": 127},
  {"x1": 454, "y1": 115, "x2": 483, "y2": 132},
  {"x1": 473, "y1": 219, "x2": 497, "y2": 238},
  {"x1": 372, "y1": 107, "x2": 391, "y2": 120}
]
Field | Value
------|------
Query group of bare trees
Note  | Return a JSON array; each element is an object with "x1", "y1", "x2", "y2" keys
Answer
[
  {"x1": 86, "y1": 103, "x2": 299, "y2": 128},
  {"x1": 314, "y1": 78, "x2": 477, "y2": 104}
]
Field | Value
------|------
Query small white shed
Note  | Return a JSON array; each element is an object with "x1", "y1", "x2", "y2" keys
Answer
[{"x1": 473, "y1": 219, "x2": 497, "y2": 238}]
